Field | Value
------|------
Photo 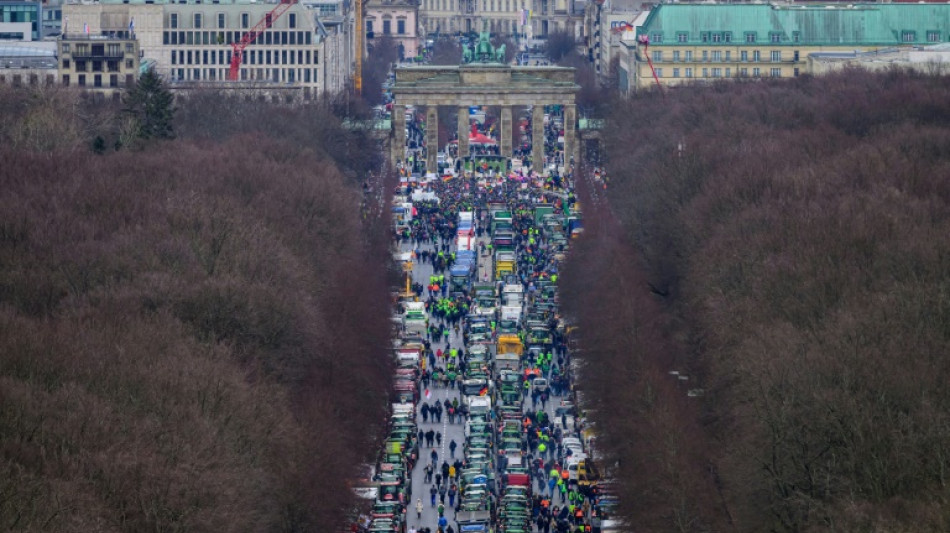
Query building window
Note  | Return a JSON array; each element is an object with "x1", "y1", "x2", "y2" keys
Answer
[
  {"x1": 61, "y1": 43, "x2": 70, "y2": 53},
  {"x1": 724, "y1": 32, "x2": 732, "y2": 43},
  {"x1": 75, "y1": 60, "x2": 87, "y2": 72},
  {"x1": 739, "y1": 68, "x2": 747, "y2": 77},
  {"x1": 684, "y1": 50, "x2": 692, "y2": 61},
  {"x1": 702, "y1": 68, "x2": 708, "y2": 77},
  {"x1": 651, "y1": 33, "x2": 662, "y2": 43},
  {"x1": 740, "y1": 50, "x2": 748, "y2": 62},
  {"x1": 711, "y1": 67, "x2": 721, "y2": 77},
  {"x1": 383, "y1": 19, "x2": 391, "y2": 34},
  {"x1": 170, "y1": 13, "x2": 179, "y2": 28},
  {"x1": 685, "y1": 67, "x2": 692, "y2": 78},
  {"x1": 677, "y1": 32, "x2": 687, "y2": 43},
  {"x1": 794, "y1": 67, "x2": 800, "y2": 76},
  {"x1": 701, "y1": 50, "x2": 708, "y2": 62},
  {"x1": 712, "y1": 33, "x2": 721, "y2": 43},
  {"x1": 792, "y1": 31, "x2": 800, "y2": 43},
  {"x1": 901, "y1": 30, "x2": 916, "y2": 42},
  {"x1": 62, "y1": 74, "x2": 70, "y2": 86},
  {"x1": 110, "y1": 74, "x2": 118, "y2": 87},
  {"x1": 711, "y1": 51, "x2": 721, "y2": 61},
  {"x1": 725, "y1": 51, "x2": 731, "y2": 61},
  {"x1": 753, "y1": 50, "x2": 761, "y2": 62},
  {"x1": 241, "y1": 13, "x2": 249, "y2": 28},
  {"x1": 701, "y1": 32, "x2": 709, "y2": 43},
  {"x1": 78, "y1": 74, "x2": 85, "y2": 86},
  {"x1": 217, "y1": 13, "x2": 225, "y2": 28},
  {"x1": 654, "y1": 68, "x2": 662, "y2": 77},
  {"x1": 770, "y1": 32, "x2": 781, "y2": 43},
  {"x1": 927, "y1": 30, "x2": 940, "y2": 43},
  {"x1": 652, "y1": 50, "x2": 662, "y2": 62},
  {"x1": 62, "y1": 59, "x2": 70, "y2": 69},
  {"x1": 367, "y1": 20, "x2": 374, "y2": 34},
  {"x1": 771, "y1": 68, "x2": 781, "y2": 77},
  {"x1": 725, "y1": 68, "x2": 731, "y2": 77},
  {"x1": 673, "y1": 68, "x2": 680, "y2": 78},
  {"x1": 194, "y1": 13, "x2": 202, "y2": 28},
  {"x1": 771, "y1": 51, "x2": 781, "y2": 62},
  {"x1": 745, "y1": 32, "x2": 756, "y2": 43},
  {"x1": 672, "y1": 50, "x2": 680, "y2": 61},
  {"x1": 397, "y1": 19, "x2": 406, "y2": 35}
]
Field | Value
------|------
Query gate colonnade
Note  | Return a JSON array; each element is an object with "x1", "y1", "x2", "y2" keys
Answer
[{"x1": 390, "y1": 63, "x2": 579, "y2": 173}]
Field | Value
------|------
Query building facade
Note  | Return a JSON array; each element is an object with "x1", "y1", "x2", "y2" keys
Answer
[
  {"x1": 582, "y1": 0, "x2": 644, "y2": 79},
  {"x1": 625, "y1": 3, "x2": 950, "y2": 91},
  {"x1": 0, "y1": 41, "x2": 56, "y2": 86},
  {"x1": 58, "y1": 33, "x2": 140, "y2": 97},
  {"x1": 0, "y1": 0, "x2": 43, "y2": 41},
  {"x1": 63, "y1": 0, "x2": 350, "y2": 97},
  {"x1": 366, "y1": 0, "x2": 420, "y2": 59},
  {"x1": 419, "y1": 0, "x2": 579, "y2": 39}
]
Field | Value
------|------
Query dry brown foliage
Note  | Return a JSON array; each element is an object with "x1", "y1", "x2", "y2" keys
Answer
[
  {"x1": 564, "y1": 69, "x2": 950, "y2": 532},
  {"x1": 0, "y1": 92, "x2": 393, "y2": 531}
]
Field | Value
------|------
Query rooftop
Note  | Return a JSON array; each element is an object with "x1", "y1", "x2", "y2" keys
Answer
[{"x1": 638, "y1": 3, "x2": 950, "y2": 46}]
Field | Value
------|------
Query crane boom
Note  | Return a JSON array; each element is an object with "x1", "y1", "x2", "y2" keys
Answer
[{"x1": 229, "y1": 0, "x2": 299, "y2": 81}]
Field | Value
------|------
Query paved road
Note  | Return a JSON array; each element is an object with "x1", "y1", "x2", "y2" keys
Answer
[{"x1": 401, "y1": 236, "x2": 466, "y2": 532}]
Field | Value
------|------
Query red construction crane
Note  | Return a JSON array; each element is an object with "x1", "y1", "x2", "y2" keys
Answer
[
  {"x1": 637, "y1": 34, "x2": 664, "y2": 94},
  {"x1": 228, "y1": 0, "x2": 299, "y2": 81}
]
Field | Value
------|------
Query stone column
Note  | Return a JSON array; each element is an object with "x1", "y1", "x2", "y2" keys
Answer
[
  {"x1": 532, "y1": 105, "x2": 544, "y2": 171},
  {"x1": 500, "y1": 106, "x2": 513, "y2": 159},
  {"x1": 426, "y1": 106, "x2": 439, "y2": 174},
  {"x1": 392, "y1": 103, "x2": 406, "y2": 166},
  {"x1": 458, "y1": 105, "x2": 470, "y2": 160},
  {"x1": 564, "y1": 103, "x2": 577, "y2": 167}
]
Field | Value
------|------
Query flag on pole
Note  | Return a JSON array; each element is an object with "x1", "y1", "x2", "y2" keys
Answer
[
  {"x1": 63, "y1": 16, "x2": 68, "y2": 35},
  {"x1": 521, "y1": 9, "x2": 527, "y2": 26},
  {"x1": 129, "y1": 17, "x2": 135, "y2": 35},
  {"x1": 83, "y1": 22, "x2": 89, "y2": 34}
]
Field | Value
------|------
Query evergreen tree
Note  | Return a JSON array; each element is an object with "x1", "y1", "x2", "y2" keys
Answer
[{"x1": 124, "y1": 67, "x2": 175, "y2": 140}]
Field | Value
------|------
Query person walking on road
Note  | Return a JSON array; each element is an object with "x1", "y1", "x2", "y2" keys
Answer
[
  {"x1": 449, "y1": 439, "x2": 457, "y2": 458},
  {"x1": 416, "y1": 498, "x2": 423, "y2": 519},
  {"x1": 436, "y1": 431, "x2": 442, "y2": 446}
]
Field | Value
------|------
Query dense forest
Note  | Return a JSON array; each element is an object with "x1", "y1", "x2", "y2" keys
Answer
[
  {"x1": 0, "y1": 81, "x2": 395, "y2": 531},
  {"x1": 562, "y1": 69, "x2": 950, "y2": 532}
]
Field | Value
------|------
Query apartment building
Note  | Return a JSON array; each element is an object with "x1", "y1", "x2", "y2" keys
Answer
[
  {"x1": 623, "y1": 3, "x2": 950, "y2": 91},
  {"x1": 366, "y1": 0, "x2": 420, "y2": 59},
  {"x1": 58, "y1": 33, "x2": 140, "y2": 97},
  {"x1": 63, "y1": 0, "x2": 350, "y2": 96},
  {"x1": 419, "y1": 0, "x2": 579, "y2": 38},
  {"x1": 0, "y1": 0, "x2": 43, "y2": 41}
]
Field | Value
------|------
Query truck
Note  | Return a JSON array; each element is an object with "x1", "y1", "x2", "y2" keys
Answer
[
  {"x1": 533, "y1": 203, "x2": 554, "y2": 224},
  {"x1": 402, "y1": 302, "x2": 427, "y2": 335},
  {"x1": 494, "y1": 251, "x2": 516, "y2": 279},
  {"x1": 502, "y1": 283, "x2": 524, "y2": 306},
  {"x1": 497, "y1": 334, "x2": 523, "y2": 357},
  {"x1": 491, "y1": 211, "x2": 513, "y2": 235},
  {"x1": 494, "y1": 352, "x2": 521, "y2": 372},
  {"x1": 567, "y1": 215, "x2": 584, "y2": 238}
]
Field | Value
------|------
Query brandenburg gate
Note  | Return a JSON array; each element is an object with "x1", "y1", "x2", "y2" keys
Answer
[{"x1": 390, "y1": 32, "x2": 580, "y2": 173}]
